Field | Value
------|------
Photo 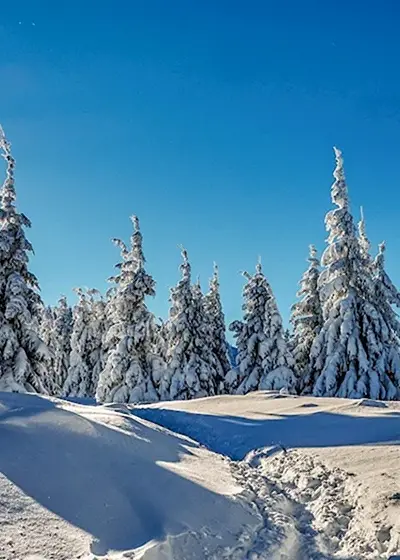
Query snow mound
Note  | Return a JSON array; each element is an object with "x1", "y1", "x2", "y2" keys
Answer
[
  {"x1": 356, "y1": 398, "x2": 389, "y2": 408},
  {"x1": 0, "y1": 392, "x2": 261, "y2": 559}
]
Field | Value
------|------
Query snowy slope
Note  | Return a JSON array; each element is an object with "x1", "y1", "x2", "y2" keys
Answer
[
  {"x1": 134, "y1": 392, "x2": 400, "y2": 559},
  {"x1": 0, "y1": 392, "x2": 262, "y2": 560},
  {"x1": 1, "y1": 391, "x2": 399, "y2": 559}
]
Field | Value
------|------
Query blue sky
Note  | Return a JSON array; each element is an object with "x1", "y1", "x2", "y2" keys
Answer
[{"x1": 1, "y1": 1, "x2": 400, "y2": 333}]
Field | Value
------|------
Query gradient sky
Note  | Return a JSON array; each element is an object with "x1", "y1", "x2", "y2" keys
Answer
[{"x1": 1, "y1": 1, "x2": 400, "y2": 334}]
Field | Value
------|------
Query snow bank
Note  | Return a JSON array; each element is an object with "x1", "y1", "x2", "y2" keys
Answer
[{"x1": 0, "y1": 392, "x2": 258, "y2": 559}]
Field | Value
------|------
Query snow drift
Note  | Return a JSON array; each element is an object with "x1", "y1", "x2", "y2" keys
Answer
[{"x1": 0, "y1": 392, "x2": 257, "y2": 559}]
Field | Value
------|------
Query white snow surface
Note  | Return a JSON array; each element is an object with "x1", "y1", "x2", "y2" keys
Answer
[
  {"x1": 135, "y1": 391, "x2": 400, "y2": 559},
  {"x1": 0, "y1": 391, "x2": 399, "y2": 559}
]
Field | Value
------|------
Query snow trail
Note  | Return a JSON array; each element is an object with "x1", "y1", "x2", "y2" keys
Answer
[{"x1": 207, "y1": 448, "x2": 398, "y2": 559}]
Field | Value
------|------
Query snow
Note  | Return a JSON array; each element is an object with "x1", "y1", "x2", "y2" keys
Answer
[
  {"x1": 1, "y1": 390, "x2": 399, "y2": 559},
  {"x1": 135, "y1": 391, "x2": 400, "y2": 558},
  {"x1": 0, "y1": 392, "x2": 257, "y2": 559}
]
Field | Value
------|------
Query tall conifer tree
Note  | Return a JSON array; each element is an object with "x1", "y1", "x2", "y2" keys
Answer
[
  {"x1": 203, "y1": 264, "x2": 231, "y2": 391},
  {"x1": 96, "y1": 216, "x2": 160, "y2": 403},
  {"x1": 0, "y1": 128, "x2": 52, "y2": 393},
  {"x1": 290, "y1": 246, "x2": 322, "y2": 392},
  {"x1": 311, "y1": 148, "x2": 400, "y2": 399}
]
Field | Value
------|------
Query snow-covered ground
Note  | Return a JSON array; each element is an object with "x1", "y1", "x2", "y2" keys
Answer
[
  {"x1": 0, "y1": 391, "x2": 399, "y2": 559},
  {"x1": 134, "y1": 392, "x2": 400, "y2": 559}
]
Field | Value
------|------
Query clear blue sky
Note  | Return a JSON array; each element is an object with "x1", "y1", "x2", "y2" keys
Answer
[{"x1": 1, "y1": 1, "x2": 400, "y2": 332}]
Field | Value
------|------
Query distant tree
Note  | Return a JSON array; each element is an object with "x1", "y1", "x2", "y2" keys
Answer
[
  {"x1": 96, "y1": 216, "x2": 160, "y2": 403},
  {"x1": 371, "y1": 242, "x2": 400, "y2": 396},
  {"x1": 203, "y1": 264, "x2": 231, "y2": 391},
  {"x1": 290, "y1": 245, "x2": 322, "y2": 392},
  {"x1": 63, "y1": 288, "x2": 92, "y2": 398},
  {"x1": 226, "y1": 262, "x2": 295, "y2": 394},
  {"x1": 39, "y1": 305, "x2": 55, "y2": 349},
  {"x1": 85, "y1": 289, "x2": 107, "y2": 397},
  {"x1": 162, "y1": 248, "x2": 218, "y2": 400},
  {"x1": 52, "y1": 296, "x2": 73, "y2": 394},
  {"x1": 0, "y1": 127, "x2": 52, "y2": 393}
]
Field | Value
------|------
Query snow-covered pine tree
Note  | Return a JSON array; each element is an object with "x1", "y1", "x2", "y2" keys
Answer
[
  {"x1": 162, "y1": 248, "x2": 218, "y2": 400},
  {"x1": 192, "y1": 277, "x2": 220, "y2": 387},
  {"x1": 153, "y1": 318, "x2": 169, "y2": 364},
  {"x1": 290, "y1": 245, "x2": 322, "y2": 393},
  {"x1": 0, "y1": 127, "x2": 53, "y2": 394},
  {"x1": 39, "y1": 305, "x2": 56, "y2": 349},
  {"x1": 203, "y1": 264, "x2": 231, "y2": 392},
  {"x1": 86, "y1": 289, "x2": 107, "y2": 397},
  {"x1": 96, "y1": 216, "x2": 160, "y2": 403},
  {"x1": 51, "y1": 296, "x2": 73, "y2": 394},
  {"x1": 310, "y1": 147, "x2": 400, "y2": 399},
  {"x1": 63, "y1": 288, "x2": 93, "y2": 398},
  {"x1": 145, "y1": 314, "x2": 170, "y2": 397},
  {"x1": 358, "y1": 216, "x2": 400, "y2": 399},
  {"x1": 225, "y1": 262, "x2": 295, "y2": 395},
  {"x1": 374, "y1": 242, "x2": 400, "y2": 312},
  {"x1": 372, "y1": 242, "x2": 400, "y2": 395}
]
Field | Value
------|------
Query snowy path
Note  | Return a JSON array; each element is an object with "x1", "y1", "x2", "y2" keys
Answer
[
  {"x1": 179, "y1": 448, "x2": 399, "y2": 560},
  {"x1": 237, "y1": 450, "x2": 399, "y2": 559},
  {"x1": 134, "y1": 392, "x2": 400, "y2": 559}
]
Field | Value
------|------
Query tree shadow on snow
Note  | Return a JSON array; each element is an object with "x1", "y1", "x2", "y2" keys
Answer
[
  {"x1": 132, "y1": 406, "x2": 400, "y2": 461},
  {"x1": 0, "y1": 392, "x2": 254, "y2": 555}
]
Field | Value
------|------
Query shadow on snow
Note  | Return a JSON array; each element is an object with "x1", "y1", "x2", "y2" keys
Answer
[
  {"x1": 0, "y1": 392, "x2": 253, "y2": 555},
  {"x1": 132, "y1": 405, "x2": 400, "y2": 461}
]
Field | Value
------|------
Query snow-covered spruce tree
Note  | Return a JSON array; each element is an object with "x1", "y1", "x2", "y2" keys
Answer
[
  {"x1": 0, "y1": 128, "x2": 53, "y2": 394},
  {"x1": 290, "y1": 245, "x2": 322, "y2": 393},
  {"x1": 51, "y1": 296, "x2": 73, "y2": 394},
  {"x1": 63, "y1": 288, "x2": 93, "y2": 398},
  {"x1": 203, "y1": 264, "x2": 231, "y2": 391},
  {"x1": 372, "y1": 242, "x2": 400, "y2": 394},
  {"x1": 310, "y1": 148, "x2": 400, "y2": 399},
  {"x1": 162, "y1": 248, "x2": 218, "y2": 400},
  {"x1": 96, "y1": 216, "x2": 160, "y2": 403},
  {"x1": 225, "y1": 262, "x2": 295, "y2": 395},
  {"x1": 39, "y1": 305, "x2": 56, "y2": 349},
  {"x1": 151, "y1": 318, "x2": 170, "y2": 396},
  {"x1": 86, "y1": 289, "x2": 107, "y2": 397},
  {"x1": 153, "y1": 318, "x2": 169, "y2": 363}
]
